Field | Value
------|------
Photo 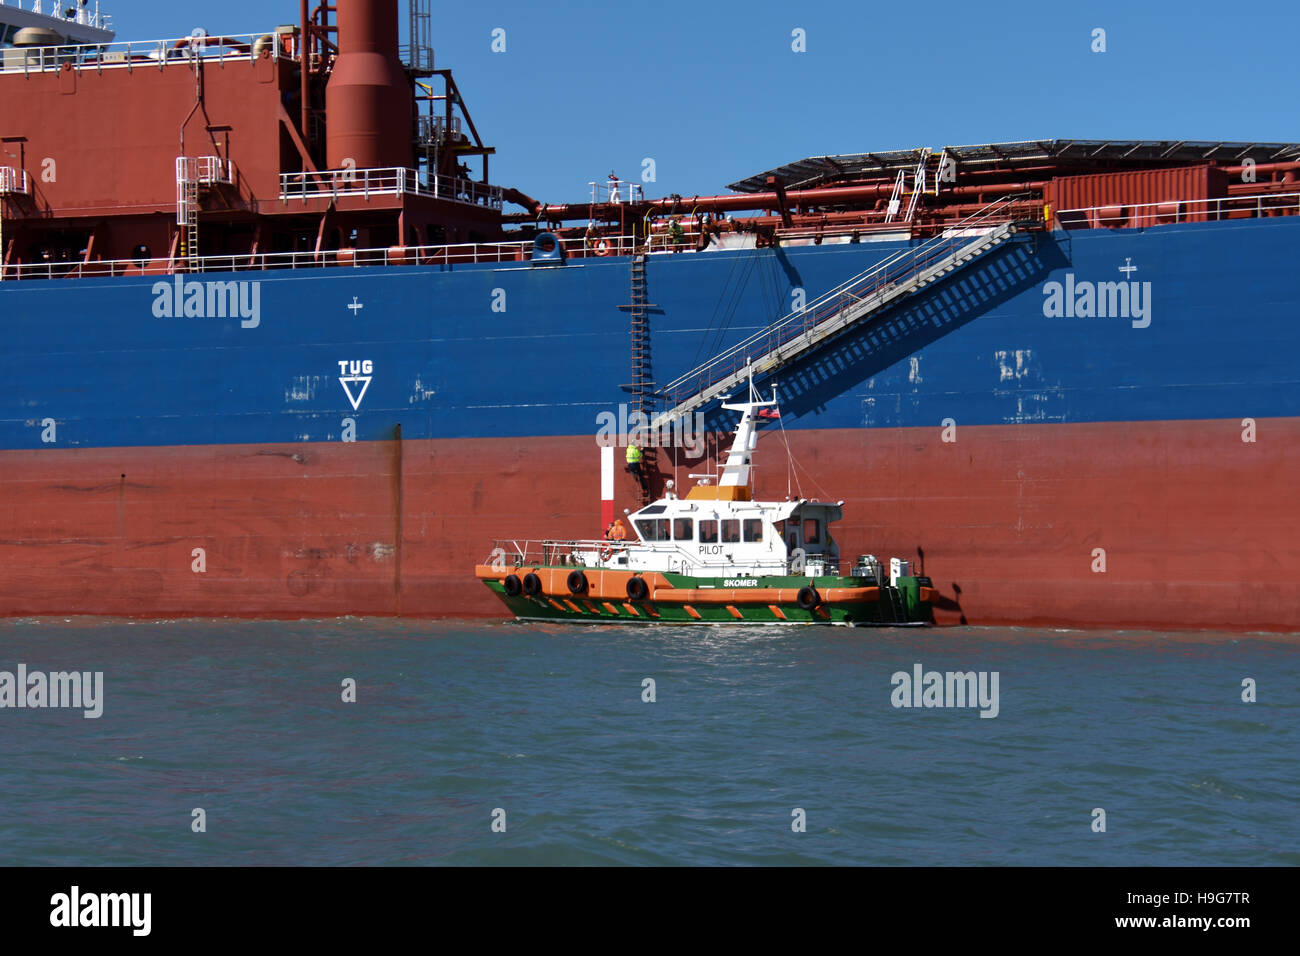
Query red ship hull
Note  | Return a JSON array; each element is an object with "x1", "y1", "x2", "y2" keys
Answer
[{"x1": 2, "y1": 418, "x2": 1295, "y2": 630}]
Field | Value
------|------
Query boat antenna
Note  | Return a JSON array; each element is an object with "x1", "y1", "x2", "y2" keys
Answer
[{"x1": 774, "y1": 384, "x2": 804, "y2": 500}]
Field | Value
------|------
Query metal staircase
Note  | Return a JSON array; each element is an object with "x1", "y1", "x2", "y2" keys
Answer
[{"x1": 653, "y1": 195, "x2": 1029, "y2": 429}]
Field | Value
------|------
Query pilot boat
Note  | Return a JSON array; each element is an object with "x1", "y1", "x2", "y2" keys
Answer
[{"x1": 475, "y1": 378, "x2": 936, "y2": 625}]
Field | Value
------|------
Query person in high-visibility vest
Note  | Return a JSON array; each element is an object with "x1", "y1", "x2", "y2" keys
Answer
[
  {"x1": 625, "y1": 442, "x2": 643, "y2": 480},
  {"x1": 609, "y1": 519, "x2": 627, "y2": 541},
  {"x1": 669, "y1": 218, "x2": 685, "y2": 247}
]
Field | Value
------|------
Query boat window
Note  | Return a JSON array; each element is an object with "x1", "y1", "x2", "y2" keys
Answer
[
  {"x1": 721, "y1": 519, "x2": 740, "y2": 543},
  {"x1": 635, "y1": 518, "x2": 670, "y2": 541},
  {"x1": 699, "y1": 520, "x2": 718, "y2": 543},
  {"x1": 743, "y1": 518, "x2": 763, "y2": 542},
  {"x1": 803, "y1": 518, "x2": 820, "y2": 544},
  {"x1": 673, "y1": 518, "x2": 694, "y2": 541}
]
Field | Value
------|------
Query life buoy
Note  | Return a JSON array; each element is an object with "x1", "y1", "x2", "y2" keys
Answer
[
  {"x1": 797, "y1": 586, "x2": 820, "y2": 611},
  {"x1": 522, "y1": 572, "x2": 543, "y2": 597},
  {"x1": 591, "y1": 237, "x2": 611, "y2": 256},
  {"x1": 626, "y1": 576, "x2": 649, "y2": 602},
  {"x1": 566, "y1": 570, "x2": 588, "y2": 595},
  {"x1": 599, "y1": 546, "x2": 613, "y2": 563},
  {"x1": 503, "y1": 574, "x2": 522, "y2": 597}
]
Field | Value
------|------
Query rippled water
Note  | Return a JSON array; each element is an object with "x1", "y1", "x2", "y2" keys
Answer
[{"x1": 1, "y1": 619, "x2": 1296, "y2": 865}]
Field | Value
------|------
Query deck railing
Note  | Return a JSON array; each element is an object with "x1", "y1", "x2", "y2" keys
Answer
[
  {"x1": 488, "y1": 539, "x2": 632, "y2": 568},
  {"x1": 278, "y1": 168, "x2": 504, "y2": 210},
  {"x1": 0, "y1": 234, "x2": 647, "y2": 280},
  {"x1": 3, "y1": 189, "x2": 1297, "y2": 282},
  {"x1": 1055, "y1": 190, "x2": 1300, "y2": 229},
  {"x1": 0, "y1": 167, "x2": 31, "y2": 195},
  {"x1": 0, "y1": 32, "x2": 298, "y2": 76}
]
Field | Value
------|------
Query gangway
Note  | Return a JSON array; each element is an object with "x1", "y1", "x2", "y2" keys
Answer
[{"x1": 653, "y1": 195, "x2": 1031, "y2": 429}]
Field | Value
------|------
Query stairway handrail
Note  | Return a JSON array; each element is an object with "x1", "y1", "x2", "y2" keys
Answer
[{"x1": 660, "y1": 193, "x2": 1028, "y2": 406}]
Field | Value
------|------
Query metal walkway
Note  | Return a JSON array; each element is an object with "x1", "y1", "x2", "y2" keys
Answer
[{"x1": 654, "y1": 195, "x2": 1029, "y2": 428}]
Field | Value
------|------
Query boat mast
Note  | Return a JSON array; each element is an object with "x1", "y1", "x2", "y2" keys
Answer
[{"x1": 716, "y1": 363, "x2": 777, "y2": 489}]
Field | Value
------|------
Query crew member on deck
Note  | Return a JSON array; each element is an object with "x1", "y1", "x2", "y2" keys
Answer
[{"x1": 609, "y1": 519, "x2": 627, "y2": 542}]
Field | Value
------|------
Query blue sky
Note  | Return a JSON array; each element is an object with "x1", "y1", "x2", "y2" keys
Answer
[{"x1": 92, "y1": 0, "x2": 1298, "y2": 203}]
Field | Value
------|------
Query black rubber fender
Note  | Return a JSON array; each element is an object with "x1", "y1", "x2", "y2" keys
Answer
[
  {"x1": 797, "y1": 586, "x2": 820, "y2": 610},
  {"x1": 626, "y1": 576, "x2": 649, "y2": 602}
]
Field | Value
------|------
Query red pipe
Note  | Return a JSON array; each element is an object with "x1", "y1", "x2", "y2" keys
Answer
[
  {"x1": 505, "y1": 181, "x2": 1045, "y2": 223},
  {"x1": 300, "y1": 0, "x2": 310, "y2": 151},
  {"x1": 1223, "y1": 161, "x2": 1300, "y2": 175}
]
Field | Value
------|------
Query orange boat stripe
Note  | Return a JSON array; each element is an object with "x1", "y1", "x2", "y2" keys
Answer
[{"x1": 650, "y1": 586, "x2": 879, "y2": 605}]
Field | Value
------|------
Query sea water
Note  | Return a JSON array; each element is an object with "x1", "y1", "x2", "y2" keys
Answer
[{"x1": 1, "y1": 619, "x2": 1295, "y2": 866}]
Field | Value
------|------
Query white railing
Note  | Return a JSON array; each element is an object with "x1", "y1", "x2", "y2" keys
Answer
[
  {"x1": 0, "y1": 32, "x2": 295, "y2": 76},
  {"x1": 0, "y1": 166, "x2": 31, "y2": 195},
  {"x1": 1056, "y1": 190, "x2": 1300, "y2": 229},
  {"x1": 0, "y1": 233, "x2": 644, "y2": 280},
  {"x1": 279, "y1": 168, "x2": 504, "y2": 210},
  {"x1": 193, "y1": 156, "x2": 232, "y2": 184},
  {"x1": 884, "y1": 169, "x2": 905, "y2": 222},
  {"x1": 428, "y1": 173, "x2": 503, "y2": 209},
  {"x1": 489, "y1": 539, "x2": 634, "y2": 567},
  {"x1": 19, "y1": 0, "x2": 113, "y2": 31},
  {"x1": 658, "y1": 195, "x2": 1029, "y2": 408},
  {"x1": 590, "y1": 179, "x2": 645, "y2": 205},
  {"x1": 645, "y1": 223, "x2": 701, "y2": 253},
  {"x1": 904, "y1": 148, "x2": 930, "y2": 222},
  {"x1": 175, "y1": 156, "x2": 231, "y2": 191},
  {"x1": 417, "y1": 114, "x2": 460, "y2": 144},
  {"x1": 5, "y1": 188, "x2": 1297, "y2": 283}
]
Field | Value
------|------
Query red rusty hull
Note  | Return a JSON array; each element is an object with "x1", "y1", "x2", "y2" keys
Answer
[{"x1": 0, "y1": 418, "x2": 1296, "y2": 630}]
